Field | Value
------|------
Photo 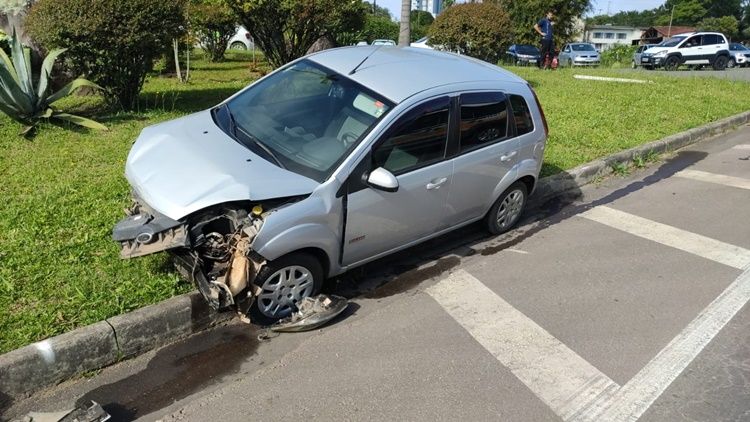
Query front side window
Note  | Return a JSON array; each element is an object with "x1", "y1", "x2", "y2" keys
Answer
[
  {"x1": 682, "y1": 36, "x2": 702, "y2": 48},
  {"x1": 373, "y1": 97, "x2": 450, "y2": 174},
  {"x1": 459, "y1": 92, "x2": 508, "y2": 152},
  {"x1": 510, "y1": 95, "x2": 534, "y2": 136},
  {"x1": 221, "y1": 60, "x2": 393, "y2": 182}
]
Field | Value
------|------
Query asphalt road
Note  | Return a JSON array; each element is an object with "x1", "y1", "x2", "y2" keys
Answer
[{"x1": 4, "y1": 126, "x2": 750, "y2": 422}]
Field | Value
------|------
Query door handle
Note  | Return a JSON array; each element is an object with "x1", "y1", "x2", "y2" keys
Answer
[
  {"x1": 500, "y1": 151, "x2": 518, "y2": 162},
  {"x1": 426, "y1": 177, "x2": 448, "y2": 190}
]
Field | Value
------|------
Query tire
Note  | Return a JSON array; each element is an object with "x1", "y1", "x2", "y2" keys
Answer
[
  {"x1": 229, "y1": 41, "x2": 247, "y2": 51},
  {"x1": 664, "y1": 55, "x2": 680, "y2": 71},
  {"x1": 631, "y1": 60, "x2": 637, "y2": 69},
  {"x1": 249, "y1": 252, "x2": 323, "y2": 324},
  {"x1": 713, "y1": 55, "x2": 728, "y2": 71},
  {"x1": 568, "y1": 59, "x2": 573, "y2": 68},
  {"x1": 486, "y1": 181, "x2": 528, "y2": 235},
  {"x1": 727, "y1": 58, "x2": 736, "y2": 69}
]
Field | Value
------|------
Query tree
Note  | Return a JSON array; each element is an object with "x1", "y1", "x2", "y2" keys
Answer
[
  {"x1": 26, "y1": 0, "x2": 186, "y2": 109},
  {"x1": 225, "y1": 0, "x2": 366, "y2": 68},
  {"x1": 655, "y1": 0, "x2": 707, "y2": 26},
  {"x1": 189, "y1": 0, "x2": 238, "y2": 62},
  {"x1": 363, "y1": 0, "x2": 391, "y2": 18},
  {"x1": 411, "y1": 9, "x2": 434, "y2": 42},
  {"x1": 698, "y1": 15, "x2": 739, "y2": 38},
  {"x1": 488, "y1": 0, "x2": 591, "y2": 46},
  {"x1": 428, "y1": 3, "x2": 513, "y2": 63},
  {"x1": 398, "y1": 0, "x2": 410, "y2": 46},
  {"x1": 359, "y1": 14, "x2": 399, "y2": 43}
]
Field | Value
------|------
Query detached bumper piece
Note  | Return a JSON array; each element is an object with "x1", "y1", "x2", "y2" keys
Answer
[
  {"x1": 14, "y1": 400, "x2": 110, "y2": 422},
  {"x1": 270, "y1": 294, "x2": 348, "y2": 332},
  {"x1": 112, "y1": 211, "x2": 188, "y2": 259}
]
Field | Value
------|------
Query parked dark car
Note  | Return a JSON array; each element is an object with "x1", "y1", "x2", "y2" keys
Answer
[{"x1": 505, "y1": 44, "x2": 541, "y2": 66}]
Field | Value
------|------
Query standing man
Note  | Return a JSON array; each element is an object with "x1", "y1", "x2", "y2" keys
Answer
[{"x1": 534, "y1": 10, "x2": 554, "y2": 69}]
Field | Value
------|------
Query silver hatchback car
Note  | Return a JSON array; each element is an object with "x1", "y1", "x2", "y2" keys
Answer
[{"x1": 113, "y1": 47, "x2": 548, "y2": 321}]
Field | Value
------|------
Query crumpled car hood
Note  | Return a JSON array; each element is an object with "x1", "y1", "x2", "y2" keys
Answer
[{"x1": 125, "y1": 110, "x2": 318, "y2": 220}]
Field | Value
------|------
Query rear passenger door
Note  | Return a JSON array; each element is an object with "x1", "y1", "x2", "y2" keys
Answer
[
  {"x1": 701, "y1": 34, "x2": 726, "y2": 61},
  {"x1": 447, "y1": 92, "x2": 518, "y2": 225}
]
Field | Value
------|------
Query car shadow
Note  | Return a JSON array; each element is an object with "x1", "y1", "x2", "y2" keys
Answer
[{"x1": 327, "y1": 151, "x2": 708, "y2": 300}]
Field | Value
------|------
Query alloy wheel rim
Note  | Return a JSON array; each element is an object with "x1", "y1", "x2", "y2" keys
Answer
[
  {"x1": 257, "y1": 265, "x2": 314, "y2": 318},
  {"x1": 496, "y1": 189, "x2": 525, "y2": 229}
]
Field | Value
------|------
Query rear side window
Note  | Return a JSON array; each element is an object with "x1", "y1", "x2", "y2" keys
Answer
[
  {"x1": 373, "y1": 97, "x2": 450, "y2": 174},
  {"x1": 459, "y1": 92, "x2": 508, "y2": 152},
  {"x1": 510, "y1": 95, "x2": 534, "y2": 136},
  {"x1": 702, "y1": 34, "x2": 723, "y2": 45}
]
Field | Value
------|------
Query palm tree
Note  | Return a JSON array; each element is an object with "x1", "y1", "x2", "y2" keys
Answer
[{"x1": 399, "y1": 0, "x2": 410, "y2": 46}]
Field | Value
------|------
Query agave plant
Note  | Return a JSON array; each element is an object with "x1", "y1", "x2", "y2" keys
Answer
[{"x1": 0, "y1": 29, "x2": 107, "y2": 135}]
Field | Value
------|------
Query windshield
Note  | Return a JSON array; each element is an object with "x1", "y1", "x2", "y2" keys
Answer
[
  {"x1": 571, "y1": 44, "x2": 596, "y2": 52},
  {"x1": 221, "y1": 60, "x2": 393, "y2": 182},
  {"x1": 660, "y1": 36, "x2": 686, "y2": 47},
  {"x1": 730, "y1": 43, "x2": 749, "y2": 51},
  {"x1": 517, "y1": 45, "x2": 540, "y2": 54}
]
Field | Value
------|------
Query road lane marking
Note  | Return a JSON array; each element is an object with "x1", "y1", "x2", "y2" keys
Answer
[
  {"x1": 426, "y1": 269, "x2": 619, "y2": 420},
  {"x1": 571, "y1": 265, "x2": 750, "y2": 422},
  {"x1": 581, "y1": 206, "x2": 750, "y2": 270},
  {"x1": 732, "y1": 144, "x2": 750, "y2": 150},
  {"x1": 675, "y1": 169, "x2": 750, "y2": 190}
]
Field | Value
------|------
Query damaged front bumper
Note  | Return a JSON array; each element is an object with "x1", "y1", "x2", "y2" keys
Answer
[{"x1": 112, "y1": 200, "x2": 264, "y2": 311}]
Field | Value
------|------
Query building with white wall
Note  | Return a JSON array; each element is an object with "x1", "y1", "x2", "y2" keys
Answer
[
  {"x1": 582, "y1": 25, "x2": 643, "y2": 50},
  {"x1": 411, "y1": 0, "x2": 443, "y2": 17}
]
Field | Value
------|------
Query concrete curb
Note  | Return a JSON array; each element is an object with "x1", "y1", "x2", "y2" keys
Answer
[
  {"x1": 1, "y1": 110, "x2": 749, "y2": 402},
  {"x1": 0, "y1": 292, "x2": 232, "y2": 401},
  {"x1": 531, "y1": 110, "x2": 750, "y2": 203}
]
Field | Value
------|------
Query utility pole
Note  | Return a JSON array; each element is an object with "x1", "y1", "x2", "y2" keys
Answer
[{"x1": 667, "y1": 5, "x2": 675, "y2": 37}]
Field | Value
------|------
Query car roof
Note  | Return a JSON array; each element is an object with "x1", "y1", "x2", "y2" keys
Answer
[{"x1": 306, "y1": 46, "x2": 526, "y2": 104}]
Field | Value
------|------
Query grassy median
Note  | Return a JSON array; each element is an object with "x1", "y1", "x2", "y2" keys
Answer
[{"x1": 2, "y1": 55, "x2": 750, "y2": 353}]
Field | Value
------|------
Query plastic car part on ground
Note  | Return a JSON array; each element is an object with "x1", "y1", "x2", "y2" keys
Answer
[
  {"x1": 269, "y1": 294, "x2": 348, "y2": 332},
  {"x1": 13, "y1": 401, "x2": 110, "y2": 422}
]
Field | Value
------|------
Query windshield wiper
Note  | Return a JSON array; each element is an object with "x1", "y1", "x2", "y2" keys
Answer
[{"x1": 223, "y1": 105, "x2": 286, "y2": 169}]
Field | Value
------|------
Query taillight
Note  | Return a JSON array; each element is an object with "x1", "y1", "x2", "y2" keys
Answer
[{"x1": 528, "y1": 84, "x2": 548, "y2": 137}]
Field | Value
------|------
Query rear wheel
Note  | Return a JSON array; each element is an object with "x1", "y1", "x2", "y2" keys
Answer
[
  {"x1": 249, "y1": 252, "x2": 323, "y2": 324},
  {"x1": 230, "y1": 41, "x2": 247, "y2": 51},
  {"x1": 664, "y1": 55, "x2": 680, "y2": 71},
  {"x1": 486, "y1": 181, "x2": 528, "y2": 235},
  {"x1": 713, "y1": 55, "x2": 728, "y2": 71}
]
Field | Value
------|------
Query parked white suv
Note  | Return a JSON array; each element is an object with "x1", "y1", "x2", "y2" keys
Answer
[{"x1": 640, "y1": 32, "x2": 731, "y2": 71}]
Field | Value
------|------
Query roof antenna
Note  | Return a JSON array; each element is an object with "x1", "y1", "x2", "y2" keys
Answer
[{"x1": 349, "y1": 45, "x2": 383, "y2": 75}]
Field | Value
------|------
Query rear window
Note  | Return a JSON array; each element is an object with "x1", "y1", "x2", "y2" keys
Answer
[
  {"x1": 459, "y1": 92, "x2": 508, "y2": 152},
  {"x1": 510, "y1": 95, "x2": 534, "y2": 136}
]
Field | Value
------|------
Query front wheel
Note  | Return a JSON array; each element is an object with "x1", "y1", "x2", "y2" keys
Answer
[
  {"x1": 727, "y1": 58, "x2": 736, "y2": 69},
  {"x1": 664, "y1": 56, "x2": 680, "y2": 71},
  {"x1": 250, "y1": 252, "x2": 323, "y2": 324},
  {"x1": 631, "y1": 60, "x2": 637, "y2": 69},
  {"x1": 486, "y1": 181, "x2": 528, "y2": 235}
]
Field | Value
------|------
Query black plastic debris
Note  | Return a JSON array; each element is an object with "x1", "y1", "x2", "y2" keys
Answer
[{"x1": 270, "y1": 294, "x2": 348, "y2": 332}]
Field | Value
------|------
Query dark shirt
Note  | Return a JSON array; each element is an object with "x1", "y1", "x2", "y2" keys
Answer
[{"x1": 538, "y1": 17, "x2": 553, "y2": 40}]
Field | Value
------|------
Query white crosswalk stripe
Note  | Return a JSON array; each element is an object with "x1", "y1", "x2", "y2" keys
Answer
[
  {"x1": 580, "y1": 206, "x2": 750, "y2": 270},
  {"x1": 426, "y1": 270, "x2": 620, "y2": 420},
  {"x1": 675, "y1": 169, "x2": 750, "y2": 190}
]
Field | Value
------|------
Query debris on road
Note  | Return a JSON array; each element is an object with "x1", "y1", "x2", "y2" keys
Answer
[
  {"x1": 270, "y1": 295, "x2": 348, "y2": 333},
  {"x1": 13, "y1": 401, "x2": 110, "y2": 422}
]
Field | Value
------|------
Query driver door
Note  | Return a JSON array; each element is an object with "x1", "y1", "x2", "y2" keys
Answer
[{"x1": 342, "y1": 97, "x2": 453, "y2": 266}]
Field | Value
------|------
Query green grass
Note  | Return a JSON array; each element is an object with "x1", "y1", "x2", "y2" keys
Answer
[
  {"x1": 509, "y1": 66, "x2": 750, "y2": 176},
  {"x1": 1, "y1": 56, "x2": 750, "y2": 353},
  {"x1": 0, "y1": 51, "x2": 266, "y2": 353}
]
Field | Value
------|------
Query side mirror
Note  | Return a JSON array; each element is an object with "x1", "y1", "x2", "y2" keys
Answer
[{"x1": 365, "y1": 167, "x2": 399, "y2": 192}]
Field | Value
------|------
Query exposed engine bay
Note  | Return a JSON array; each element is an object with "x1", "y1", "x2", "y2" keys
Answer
[{"x1": 113, "y1": 197, "x2": 269, "y2": 312}]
